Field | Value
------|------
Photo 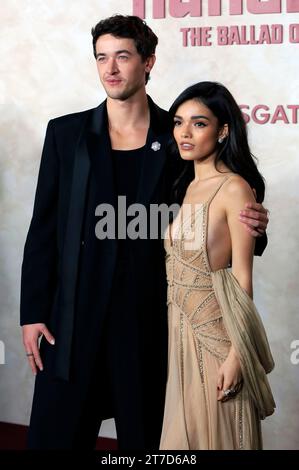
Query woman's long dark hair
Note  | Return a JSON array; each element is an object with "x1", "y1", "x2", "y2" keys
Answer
[{"x1": 169, "y1": 81, "x2": 265, "y2": 206}]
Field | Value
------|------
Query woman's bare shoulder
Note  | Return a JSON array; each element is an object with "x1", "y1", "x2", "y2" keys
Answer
[{"x1": 223, "y1": 174, "x2": 255, "y2": 201}]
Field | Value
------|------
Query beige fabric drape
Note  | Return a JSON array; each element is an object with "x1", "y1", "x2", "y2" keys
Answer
[{"x1": 211, "y1": 269, "x2": 275, "y2": 419}]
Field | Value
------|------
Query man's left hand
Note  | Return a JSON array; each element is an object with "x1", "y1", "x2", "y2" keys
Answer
[{"x1": 239, "y1": 202, "x2": 269, "y2": 237}]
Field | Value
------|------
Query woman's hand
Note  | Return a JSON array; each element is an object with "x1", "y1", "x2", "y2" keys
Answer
[{"x1": 217, "y1": 346, "x2": 243, "y2": 402}]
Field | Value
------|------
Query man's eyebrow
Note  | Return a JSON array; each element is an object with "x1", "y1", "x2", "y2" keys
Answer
[{"x1": 96, "y1": 49, "x2": 133, "y2": 59}]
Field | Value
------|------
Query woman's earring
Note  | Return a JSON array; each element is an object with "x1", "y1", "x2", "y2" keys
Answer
[{"x1": 218, "y1": 137, "x2": 224, "y2": 144}]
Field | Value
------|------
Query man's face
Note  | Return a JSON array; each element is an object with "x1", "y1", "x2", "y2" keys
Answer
[{"x1": 95, "y1": 34, "x2": 155, "y2": 101}]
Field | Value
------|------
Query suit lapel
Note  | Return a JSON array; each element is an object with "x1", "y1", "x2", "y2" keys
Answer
[
  {"x1": 56, "y1": 101, "x2": 117, "y2": 380},
  {"x1": 136, "y1": 97, "x2": 170, "y2": 206},
  {"x1": 56, "y1": 112, "x2": 91, "y2": 380},
  {"x1": 86, "y1": 101, "x2": 116, "y2": 208},
  {"x1": 88, "y1": 97, "x2": 170, "y2": 208}
]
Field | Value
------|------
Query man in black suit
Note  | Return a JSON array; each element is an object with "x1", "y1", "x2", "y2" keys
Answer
[{"x1": 20, "y1": 15, "x2": 269, "y2": 450}]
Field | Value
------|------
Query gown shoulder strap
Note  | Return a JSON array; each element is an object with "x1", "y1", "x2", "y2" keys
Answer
[{"x1": 206, "y1": 174, "x2": 235, "y2": 206}]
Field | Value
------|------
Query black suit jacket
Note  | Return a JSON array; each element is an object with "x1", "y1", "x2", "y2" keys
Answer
[{"x1": 20, "y1": 97, "x2": 175, "y2": 386}]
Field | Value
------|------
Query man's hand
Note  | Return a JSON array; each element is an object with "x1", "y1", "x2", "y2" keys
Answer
[
  {"x1": 22, "y1": 323, "x2": 55, "y2": 375},
  {"x1": 239, "y1": 202, "x2": 269, "y2": 237}
]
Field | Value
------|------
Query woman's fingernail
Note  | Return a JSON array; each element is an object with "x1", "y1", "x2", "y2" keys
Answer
[{"x1": 50, "y1": 339, "x2": 55, "y2": 345}]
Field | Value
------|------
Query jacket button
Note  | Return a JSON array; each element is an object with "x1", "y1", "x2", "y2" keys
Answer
[{"x1": 81, "y1": 240, "x2": 85, "y2": 246}]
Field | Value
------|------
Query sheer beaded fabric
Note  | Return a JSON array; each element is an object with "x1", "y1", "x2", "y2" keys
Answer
[{"x1": 160, "y1": 176, "x2": 275, "y2": 450}]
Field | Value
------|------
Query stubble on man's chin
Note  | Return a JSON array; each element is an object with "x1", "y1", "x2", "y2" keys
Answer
[
  {"x1": 104, "y1": 83, "x2": 144, "y2": 102},
  {"x1": 106, "y1": 91, "x2": 132, "y2": 101}
]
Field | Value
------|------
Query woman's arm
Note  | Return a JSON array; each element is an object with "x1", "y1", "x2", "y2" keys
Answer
[
  {"x1": 226, "y1": 176, "x2": 256, "y2": 298},
  {"x1": 217, "y1": 176, "x2": 257, "y2": 401},
  {"x1": 239, "y1": 201, "x2": 269, "y2": 257}
]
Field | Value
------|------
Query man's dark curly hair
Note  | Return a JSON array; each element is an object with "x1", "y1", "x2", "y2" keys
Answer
[{"x1": 91, "y1": 15, "x2": 158, "y2": 84}]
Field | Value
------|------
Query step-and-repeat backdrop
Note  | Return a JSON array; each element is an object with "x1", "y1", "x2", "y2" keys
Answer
[{"x1": 0, "y1": 1, "x2": 298, "y2": 449}]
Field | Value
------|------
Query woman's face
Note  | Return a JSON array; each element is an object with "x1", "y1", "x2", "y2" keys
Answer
[{"x1": 173, "y1": 99, "x2": 224, "y2": 162}]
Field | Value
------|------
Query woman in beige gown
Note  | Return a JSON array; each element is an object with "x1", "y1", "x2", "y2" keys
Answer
[{"x1": 160, "y1": 82, "x2": 275, "y2": 450}]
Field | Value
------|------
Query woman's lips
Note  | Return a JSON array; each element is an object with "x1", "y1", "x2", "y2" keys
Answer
[{"x1": 180, "y1": 142, "x2": 195, "y2": 150}]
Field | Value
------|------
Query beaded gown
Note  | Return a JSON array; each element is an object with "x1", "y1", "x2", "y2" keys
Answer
[{"x1": 160, "y1": 177, "x2": 275, "y2": 450}]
